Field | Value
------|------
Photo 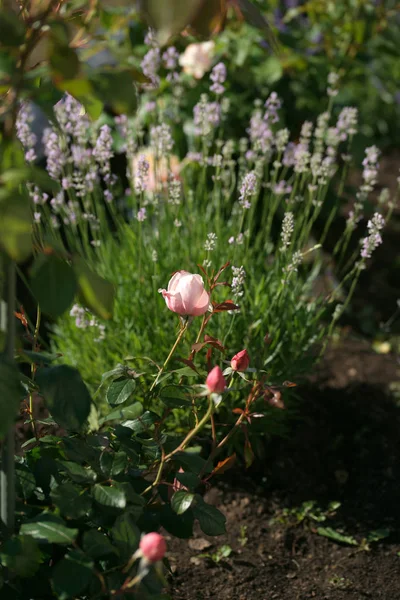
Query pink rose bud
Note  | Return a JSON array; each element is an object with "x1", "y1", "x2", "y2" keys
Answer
[
  {"x1": 158, "y1": 271, "x2": 210, "y2": 317},
  {"x1": 230, "y1": 349, "x2": 250, "y2": 372},
  {"x1": 206, "y1": 366, "x2": 226, "y2": 394},
  {"x1": 139, "y1": 532, "x2": 167, "y2": 562}
]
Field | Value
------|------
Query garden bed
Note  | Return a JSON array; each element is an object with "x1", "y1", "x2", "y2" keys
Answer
[{"x1": 169, "y1": 338, "x2": 400, "y2": 599}]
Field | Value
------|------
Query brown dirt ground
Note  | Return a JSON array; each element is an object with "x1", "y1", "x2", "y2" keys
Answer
[{"x1": 168, "y1": 338, "x2": 400, "y2": 600}]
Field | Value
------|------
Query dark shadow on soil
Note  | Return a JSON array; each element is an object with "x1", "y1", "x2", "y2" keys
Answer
[{"x1": 169, "y1": 340, "x2": 400, "y2": 600}]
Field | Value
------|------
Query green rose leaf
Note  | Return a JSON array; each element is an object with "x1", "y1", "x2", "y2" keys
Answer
[
  {"x1": 52, "y1": 550, "x2": 94, "y2": 599},
  {"x1": 106, "y1": 378, "x2": 136, "y2": 406},
  {"x1": 160, "y1": 385, "x2": 191, "y2": 408},
  {"x1": 100, "y1": 451, "x2": 127, "y2": 478},
  {"x1": 20, "y1": 514, "x2": 78, "y2": 545},
  {"x1": 92, "y1": 484, "x2": 126, "y2": 509},
  {"x1": 171, "y1": 491, "x2": 195, "y2": 515},
  {"x1": 30, "y1": 254, "x2": 77, "y2": 318},
  {"x1": 102, "y1": 402, "x2": 143, "y2": 423},
  {"x1": 174, "y1": 451, "x2": 212, "y2": 475},
  {"x1": 51, "y1": 482, "x2": 92, "y2": 519},
  {"x1": 121, "y1": 410, "x2": 157, "y2": 434},
  {"x1": 111, "y1": 512, "x2": 140, "y2": 559},
  {"x1": 36, "y1": 365, "x2": 91, "y2": 431},
  {"x1": 193, "y1": 496, "x2": 226, "y2": 536},
  {"x1": 58, "y1": 461, "x2": 97, "y2": 484},
  {"x1": 83, "y1": 530, "x2": 118, "y2": 559},
  {"x1": 0, "y1": 535, "x2": 43, "y2": 578}
]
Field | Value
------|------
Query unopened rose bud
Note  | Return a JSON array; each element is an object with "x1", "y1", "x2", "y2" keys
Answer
[
  {"x1": 206, "y1": 366, "x2": 226, "y2": 393},
  {"x1": 158, "y1": 271, "x2": 210, "y2": 317},
  {"x1": 139, "y1": 532, "x2": 167, "y2": 563},
  {"x1": 230, "y1": 349, "x2": 250, "y2": 372}
]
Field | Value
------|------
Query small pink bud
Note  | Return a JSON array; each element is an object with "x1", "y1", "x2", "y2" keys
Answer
[
  {"x1": 139, "y1": 532, "x2": 166, "y2": 562},
  {"x1": 230, "y1": 349, "x2": 250, "y2": 372},
  {"x1": 206, "y1": 366, "x2": 226, "y2": 394}
]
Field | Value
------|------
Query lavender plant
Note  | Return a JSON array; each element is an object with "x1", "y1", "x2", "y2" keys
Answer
[{"x1": 17, "y1": 45, "x2": 397, "y2": 423}]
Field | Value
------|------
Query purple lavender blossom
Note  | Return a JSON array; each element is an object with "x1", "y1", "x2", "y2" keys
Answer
[
  {"x1": 42, "y1": 128, "x2": 67, "y2": 180},
  {"x1": 239, "y1": 171, "x2": 257, "y2": 208},
  {"x1": 135, "y1": 155, "x2": 150, "y2": 193},
  {"x1": 136, "y1": 207, "x2": 147, "y2": 222},
  {"x1": 162, "y1": 47, "x2": 179, "y2": 70},
  {"x1": 150, "y1": 123, "x2": 174, "y2": 154},
  {"x1": 336, "y1": 107, "x2": 358, "y2": 141},
  {"x1": 193, "y1": 95, "x2": 221, "y2": 136},
  {"x1": 104, "y1": 189, "x2": 113, "y2": 203},
  {"x1": 361, "y1": 145, "x2": 380, "y2": 193},
  {"x1": 54, "y1": 94, "x2": 90, "y2": 144},
  {"x1": 273, "y1": 180, "x2": 292, "y2": 195},
  {"x1": 264, "y1": 92, "x2": 281, "y2": 124},
  {"x1": 16, "y1": 104, "x2": 37, "y2": 162},
  {"x1": 210, "y1": 62, "x2": 226, "y2": 95},
  {"x1": 282, "y1": 142, "x2": 296, "y2": 167},
  {"x1": 141, "y1": 47, "x2": 161, "y2": 88},
  {"x1": 360, "y1": 212, "x2": 385, "y2": 259},
  {"x1": 248, "y1": 108, "x2": 273, "y2": 154},
  {"x1": 93, "y1": 125, "x2": 113, "y2": 175}
]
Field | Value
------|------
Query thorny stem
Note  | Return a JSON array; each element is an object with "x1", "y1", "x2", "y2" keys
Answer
[{"x1": 140, "y1": 393, "x2": 215, "y2": 497}]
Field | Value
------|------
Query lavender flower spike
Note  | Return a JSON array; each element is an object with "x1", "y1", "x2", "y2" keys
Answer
[
  {"x1": 360, "y1": 212, "x2": 385, "y2": 259},
  {"x1": 210, "y1": 62, "x2": 226, "y2": 95},
  {"x1": 239, "y1": 171, "x2": 257, "y2": 208}
]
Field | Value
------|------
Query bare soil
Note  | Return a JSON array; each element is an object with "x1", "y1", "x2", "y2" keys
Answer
[{"x1": 168, "y1": 338, "x2": 400, "y2": 600}]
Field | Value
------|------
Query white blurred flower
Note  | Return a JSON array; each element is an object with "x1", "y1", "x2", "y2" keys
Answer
[{"x1": 179, "y1": 41, "x2": 215, "y2": 79}]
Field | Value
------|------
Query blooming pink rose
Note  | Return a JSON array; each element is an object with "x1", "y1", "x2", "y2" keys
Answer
[
  {"x1": 139, "y1": 532, "x2": 167, "y2": 562},
  {"x1": 158, "y1": 271, "x2": 210, "y2": 316},
  {"x1": 231, "y1": 349, "x2": 250, "y2": 372},
  {"x1": 206, "y1": 366, "x2": 226, "y2": 394}
]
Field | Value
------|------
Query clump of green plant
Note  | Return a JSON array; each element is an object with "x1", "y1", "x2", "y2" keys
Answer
[{"x1": 19, "y1": 42, "x2": 396, "y2": 411}]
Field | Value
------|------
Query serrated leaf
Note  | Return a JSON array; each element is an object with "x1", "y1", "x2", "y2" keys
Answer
[
  {"x1": 21, "y1": 514, "x2": 78, "y2": 545},
  {"x1": 83, "y1": 530, "x2": 118, "y2": 558},
  {"x1": 193, "y1": 497, "x2": 226, "y2": 536},
  {"x1": 100, "y1": 451, "x2": 127, "y2": 478},
  {"x1": 160, "y1": 385, "x2": 191, "y2": 408},
  {"x1": 111, "y1": 512, "x2": 140, "y2": 559},
  {"x1": 121, "y1": 410, "x2": 157, "y2": 434},
  {"x1": 92, "y1": 484, "x2": 126, "y2": 508},
  {"x1": 174, "y1": 451, "x2": 212, "y2": 475},
  {"x1": 36, "y1": 365, "x2": 91, "y2": 431},
  {"x1": 51, "y1": 482, "x2": 92, "y2": 519},
  {"x1": 102, "y1": 402, "x2": 143, "y2": 423},
  {"x1": 0, "y1": 535, "x2": 43, "y2": 577},
  {"x1": 171, "y1": 491, "x2": 195, "y2": 515},
  {"x1": 107, "y1": 378, "x2": 136, "y2": 406},
  {"x1": 58, "y1": 461, "x2": 97, "y2": 484},
  {"x1": 30, "y1": 254, "x2": 77, "y2": 318},
  {"x1": 52, "y1": 550, "x2": 93, "y2": 599}
]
